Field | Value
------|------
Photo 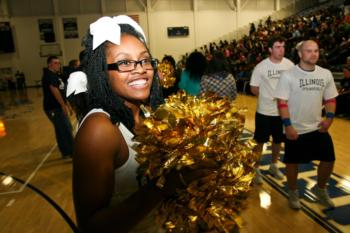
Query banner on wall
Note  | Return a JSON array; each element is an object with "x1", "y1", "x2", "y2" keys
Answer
[
  {"x1": 63, "y1": 18, "x2": 78, "y2": 39},
  {"x1": 38, "y1": 19, "x2": 54, "y2": 42},
  {"x1": 128, "y1": 15, "x2": 139, "y2": 23},
  {"x1": 0, "y1": 22, "x2": 15, "y2": 53}
]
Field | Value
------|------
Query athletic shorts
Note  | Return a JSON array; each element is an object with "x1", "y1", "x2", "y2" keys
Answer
[
  {"x1": 253, "y1": 112, "x2": 284, "y2": 143},
  {"x1": 283, "y1": 130, "x2": 335, "y2": 164}
]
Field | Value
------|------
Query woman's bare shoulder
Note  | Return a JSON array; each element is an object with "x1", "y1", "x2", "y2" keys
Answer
[{"x1": 75, "y1": 112, "x2": 122, "y2": 158}]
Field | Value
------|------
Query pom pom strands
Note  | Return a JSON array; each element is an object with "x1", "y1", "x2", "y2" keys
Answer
[
  {"x1": 134, "y1": 92, "x2": 259, "y2": 233},
  {"x1": 158, "y1": 61, "x2": 177, "y2": 89}
]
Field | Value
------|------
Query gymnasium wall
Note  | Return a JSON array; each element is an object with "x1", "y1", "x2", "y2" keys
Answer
[{"x1": 0, "y1": 0, "x2": 315, "y2": 86}]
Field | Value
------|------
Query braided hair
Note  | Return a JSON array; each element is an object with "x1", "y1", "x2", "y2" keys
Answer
[{"x1": 81, "y1": 24, "x2": 164, "y2": 131}]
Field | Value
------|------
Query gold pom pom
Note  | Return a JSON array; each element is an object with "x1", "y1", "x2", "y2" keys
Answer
[
  {"x1": 158, "y1": 61, "x2": 177, "y2": 89},
  {"x1": 134, "y1": 92, "x2": 259, "y2": 232}
]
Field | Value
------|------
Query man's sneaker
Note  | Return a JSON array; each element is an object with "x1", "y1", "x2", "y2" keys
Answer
[
  {"x1": 311, "y1": 185, "x2": 335, "y2": 209},
  {"x1": 288, "y1": 189, "x2": 301, "y2": 210},
  {"x1": 253, "y1": 168, "x2": 263, "y2": 185},
  {"x1": 268, "y1": 164, "x2": 284, "y2": 180}
]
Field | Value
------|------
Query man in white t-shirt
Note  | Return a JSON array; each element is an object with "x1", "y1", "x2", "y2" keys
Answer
[
  {"x1": 274, "y1": 40, "x2": 338, "y2": 210},
  {"x1": 250, "y1": 36, "x2": 294, "y2": 184}
]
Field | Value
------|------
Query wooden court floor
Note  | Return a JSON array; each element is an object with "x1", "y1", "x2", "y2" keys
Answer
[{"x1": 0, "y1": 88, "x2": 349, "y2": 233}]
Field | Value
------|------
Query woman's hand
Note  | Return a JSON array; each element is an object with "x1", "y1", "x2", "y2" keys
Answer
[{"x1": 161, "y1": 167, "x2": 215, "y2": 197}]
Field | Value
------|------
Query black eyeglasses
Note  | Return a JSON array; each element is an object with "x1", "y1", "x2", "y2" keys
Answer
[{"x1": 107, "y1": 58, "x2": 158, "y2": 72}]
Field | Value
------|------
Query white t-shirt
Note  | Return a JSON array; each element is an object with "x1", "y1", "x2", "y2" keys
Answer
[
  {"x1": 274, "y1": 65, "x2": 338, "y2": 135},
  {"x1": 250, "y1": 57, "x2": 294, "y2": 116}
]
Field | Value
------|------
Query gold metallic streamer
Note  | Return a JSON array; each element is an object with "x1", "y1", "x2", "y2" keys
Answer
[
  {"x1": 158, "y1": 61, "x2": 177, "y2": 89},
  {"x1": 134, "y1": 91, "x2": 259, "y2": 232}
]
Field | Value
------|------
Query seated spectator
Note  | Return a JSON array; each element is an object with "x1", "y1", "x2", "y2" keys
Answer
[
  {"x1": 179, "y1": 51, "x2": 207, "y2": 96},
  {"x1": 340, "y1": 68, "x2": 350, "y2": 92},
  {"x1": 336, "y1": 65, "x2": 350, "y2": 116},
  {"x1": 200, "y1": 51, "x2": 237, "y2": 101}
]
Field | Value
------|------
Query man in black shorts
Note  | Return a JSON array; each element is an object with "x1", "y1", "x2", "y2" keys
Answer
[
  {"x1": 275, "y1": 40, "x2": 338, "y2": 209},
  {"x1": 250, "y1": 36, "x2": 294, "y2": 184}
]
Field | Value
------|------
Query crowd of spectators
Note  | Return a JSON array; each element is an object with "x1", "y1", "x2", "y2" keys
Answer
[{"x1": 177, "y1": 2, "x2": 349, "y2": 86}]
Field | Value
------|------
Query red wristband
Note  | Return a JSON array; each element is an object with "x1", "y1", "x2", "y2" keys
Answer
[
  {"x1": 278, "y1": 103, "x2": 288, "y2": 109},
  {"x1": 323, "y1": 99, "x2": 336, "y2": 104}
]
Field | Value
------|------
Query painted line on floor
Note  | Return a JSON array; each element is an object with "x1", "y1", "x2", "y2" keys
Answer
[
  {"x1": 0, "y1": 143, "x2": 57, "y2": 195},
  {"x1": 0, "y1": 171, "x2": 79, "y2": 233},
  {"x1": 262, "y1": 174, "x2": 342, "y2": 233},
  {"x1": 243, "y1": 128, "x2": 347, "y2": 232},
  {"x1": 0, "y1": 117, "x2": 76, "y2": 195}
]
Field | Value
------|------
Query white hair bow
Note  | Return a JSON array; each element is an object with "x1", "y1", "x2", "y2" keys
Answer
[
  {"x1": 113, "y1": 15, "x2": 146, "y2": 43},
  {"x1": 89, "y1": 15, "x2": 147, "y2": 50},
  {"x1": 66, "y1": 71, "x2": 88, "y2": 97}
]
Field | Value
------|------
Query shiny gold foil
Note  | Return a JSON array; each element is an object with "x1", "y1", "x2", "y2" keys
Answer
[
  {"x1": 134, "y1": 92, "x2": 259, "y2": 232},
  {"x1": 158, "y1": 61, "x2": 177, "y2": 89}
]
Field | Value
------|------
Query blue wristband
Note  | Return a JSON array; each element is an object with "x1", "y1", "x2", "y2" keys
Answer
[
  {"x1": 326, "y1": 112, "x2": 335, "y2": 119},
  {"x1": 282, "y1": 118, "x2": 292, "y2": 127}
]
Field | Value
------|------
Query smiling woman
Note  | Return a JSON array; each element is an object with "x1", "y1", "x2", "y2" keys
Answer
[
  {"x1": 105, "y1": 36, "x2": 158, "y2": 103},
  {"x1": 71, "y1": 15, "x2": 174, "y2": 233}
]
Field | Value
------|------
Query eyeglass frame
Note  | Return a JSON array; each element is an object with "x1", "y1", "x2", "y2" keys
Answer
[{"x1": 107, "y1": 58, "x2": 159, "y2": 72}]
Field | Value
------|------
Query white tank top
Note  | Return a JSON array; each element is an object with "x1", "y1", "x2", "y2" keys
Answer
[
  {"x1": 79, "y1": 109, "x2": 139, "y2": 204},
  {"x1": 79, "y1": 109, "x2": 163, "y2": 233}
]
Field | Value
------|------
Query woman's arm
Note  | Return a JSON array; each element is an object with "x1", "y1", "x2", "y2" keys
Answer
[{"x1": 73, "y1": 113, "x2": 164, "y2": 233}]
